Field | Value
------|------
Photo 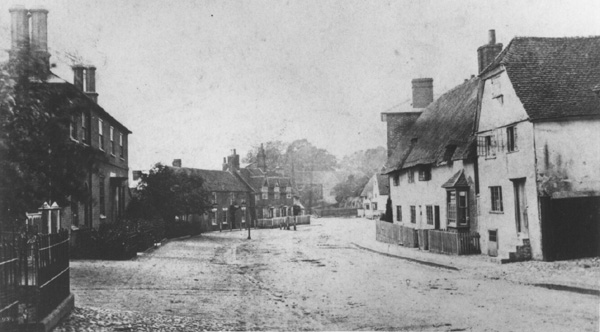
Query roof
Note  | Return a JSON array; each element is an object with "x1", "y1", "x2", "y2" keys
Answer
[
  {"x1": 360, "y1": 175, "x2": 375, "y2": 197},
  {"x1": 33, "y1": 73, "x2": 132, "y2": 134},
  {"x1": 441, "y1": 169, "x2": 469, "y2": 188},
  {"x1": 481, "y1": 36, "x2": 600, "y2": 121},
  {"x1": 169, "y1": 167, "x2": 251, "y2": 192},
  {"x1": 385, "y1": 78, "x2": 479, "y2": 173}
]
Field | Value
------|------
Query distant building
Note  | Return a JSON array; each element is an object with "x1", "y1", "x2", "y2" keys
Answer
[{"x1": 360, "y1": 172, "x2": 389, "y2": 219}]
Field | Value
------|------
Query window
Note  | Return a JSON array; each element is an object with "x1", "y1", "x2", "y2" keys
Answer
[
  {"x1": 478, "y1": 135, "x2": 496, "y2": 157},
  {"x1": 447, "y1": 191, "x2": 457, "y2": 224},
  {"x1": 70, "y1": 114, "x2": 78, "y2": 140},
  {"x1": 81, "y1": 112, "x2": 90, "y2": 144},
  {"x1": 372, "y1": 203, "x2": 377, "y2": 211},
  {"x1": 419, "y1": 166, "x2": 431, "y2": 181},
  {"x1": 396, "y1": 206, "x2": 402, "y2": 222},
  {"x1": 98, "y1": 119, "x2": 105, "y2": 150},
  {"x1": 506, "y1": 126, "x2": 517, "y2": 152},
  {"x1": 365, "y1": 204, "x2": 370, "y2": 210},
  {"x1": 408, "y1": 169, "x2": 415, "y2": 183},
  {"x1": 119, "y1": 133, "x2": 124, "y2": 158},
  {"x1": 99, "y1": 175, "x2": 105, "y2": 215},
  {"x1": 393, "y1": 174, "x2": 399, "y2": 186},
  {"x1": 410, "y1": 206, "x2": 416, "y2": 223},
  {"x1": 426, "y1": 205, "x2": 433, "y2": 225},
  {"x1": 262, "y1": 186, "x2": 268, "y2": 200},
  {"x1": 222, "y1": 208, "x2": 228, "y2": 224},
  {"x1": 490, "y1": 186, "x2": 503, "y2": 212},
  {"x1": 110, "y1": 126, "x2": 115, "y2": 155}
]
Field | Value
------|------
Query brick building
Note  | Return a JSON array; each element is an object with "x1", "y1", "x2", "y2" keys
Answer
[{"x1": 6, "y1": 7, "x2": 131, "y2": 232}]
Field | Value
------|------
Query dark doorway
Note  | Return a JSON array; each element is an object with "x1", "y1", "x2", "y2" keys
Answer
[
  {"x1": 434, "y1": 205, "x2": 440, "y2": 229},
  {"x1": 542, "y1": 196, "x2": 600, "y2": 261}
]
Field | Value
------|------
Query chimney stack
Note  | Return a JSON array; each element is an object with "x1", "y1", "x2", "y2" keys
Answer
[
  {"x1": 72, "y1": 65, "x2": 85, "y2": 90},
  {"x1": 9, "y1": 6, "x2": 29, "y2": 53},
  {"x1": 84, "y1": 66, "x2": 98, "y2": 102},
  {"x1": 29, "y1": 8, "x2": 49, "y2": 73},
  {"x1": 132, "y1": 170, "x2": 142, "y2": 181},
  {"x1": 257, "y1": 143, "x2": 267, "y2": 172},
  {"x1": 172, "y1": 159, "x2": 182, "y2": 167},
  {"x1": 411, "y1": 78, "x2": 434, "y2": 109},
  {"x1": 477, "y1": 30, "x2": 503, "y2": 73}
]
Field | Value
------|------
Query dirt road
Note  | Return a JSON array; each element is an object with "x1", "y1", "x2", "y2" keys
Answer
[{"x1": 59, "y1": 218, "x2": 599, "y2": 331}]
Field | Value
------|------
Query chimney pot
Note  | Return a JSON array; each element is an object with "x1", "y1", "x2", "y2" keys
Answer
[
  {"x1": 172, "y1": 159, "x2": 182, "y2": 167},
  {"x1": 488, "y1": 29, "x2": 496, "y2": 45},
  {"x1": 411, "y1": 78, "x2": 434, "y2": 109},
  {"x1": 72, "y1": 65, "x2": 85, "y2": 90}
]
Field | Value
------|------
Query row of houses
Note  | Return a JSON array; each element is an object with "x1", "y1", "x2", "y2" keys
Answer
[{"x1": 378, "y1": 30, "x2": 599, "y2": 262}]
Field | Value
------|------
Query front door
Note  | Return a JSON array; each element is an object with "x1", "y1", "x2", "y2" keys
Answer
[{"x1": 513, "y1": 179, "x2": 529, "y2": 235}]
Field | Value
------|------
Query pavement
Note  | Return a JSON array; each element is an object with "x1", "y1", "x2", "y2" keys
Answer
[
  {"x1": 346, "y1": 218, "x2": 600, "y2": 294},
  {"x1": 54, "y1": 217, "x2": 599, "y2": 331}
]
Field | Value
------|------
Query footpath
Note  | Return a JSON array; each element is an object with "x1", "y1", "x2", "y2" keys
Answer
[{"x1": 347, "y1": 219, "x2": 600, "y2": 296}]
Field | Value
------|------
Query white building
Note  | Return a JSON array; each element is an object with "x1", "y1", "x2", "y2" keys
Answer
[{"x1": 360, "y1": 173, "x2": 389, "y2": 219}]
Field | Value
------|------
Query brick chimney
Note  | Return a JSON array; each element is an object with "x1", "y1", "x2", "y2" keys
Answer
[
  {"x1": 132, "y1": 170, "x2": 142, "y2": 181},
  {"x1": 477, "y1": 30, "x2": 503, "y2": 73},
  {"x1": 29, "y1": 7, "x2": 50, "y2": 74},
  {"x1": 172, "y1": 159, "x2": 182, "y2": 167},
  {"x1": 9, "y1": 6, "x2": 29, "y2": 54},
  {"x1": 411, "y1": 78, "x2": 434, "y2": 109},
  {"x1": 72, "y1": 65, "x2": 85, "y2": 90},
  {"x1": 85, "y1": 66, "x2": 98, "y2": 103},
  {"x1": 226, "y1": 149, "x2": 240, "y2": 171}
]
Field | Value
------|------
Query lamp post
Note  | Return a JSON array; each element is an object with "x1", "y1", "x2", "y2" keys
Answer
[
  {"x1": 242, "y1": 200, "x2": 250, "y2": 239},
  {"x1": 211, "y1": 202, "x2": 219, "y2": 232}
]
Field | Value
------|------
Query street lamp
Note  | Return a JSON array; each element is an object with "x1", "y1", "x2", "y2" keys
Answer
[{"x1": 241, "y1": 200, "x2": 250, "y2": 240}]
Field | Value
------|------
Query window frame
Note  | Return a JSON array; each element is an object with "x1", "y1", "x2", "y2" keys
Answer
[
  {"x1": 426, "y1": 205, "x2": 433, "y2": 225},
  {"x1": 81, "y1": 112, "x2": 90, "y2": 145},
  {"x1": 396, "y1": 206, "x2": 402, "y2": 222},
  {"x1": 418, "y1": 166, "x2": 431, "y2": 181},
  {"x1": 98, "y1": 119, "x2": 105, "y2": 151},
  {"x1": 410, "y1": 205, "x2": 416, "y2": 224},
  {"x1": 408, "y1": 169, "x2": 415, "y2": 183},
  {"x1": 393, "y1": 174, "x2": 399, "y2": 186},
  {"x1": 490, "y1": 186, "x2": 504, "y2": 213},
  {"x1": 110, "y1": 126, "x2": 115, "y2": 155},
  {"x1": 506, "y1": 126, "x2": 518, "y2": 153}
]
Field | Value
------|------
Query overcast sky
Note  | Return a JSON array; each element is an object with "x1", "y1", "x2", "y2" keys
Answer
[{"x1": 1, "y1": 0, "x2": 599, "y2": 171}]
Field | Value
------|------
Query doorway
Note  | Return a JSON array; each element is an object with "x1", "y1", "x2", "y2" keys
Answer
[{"x1": 512, "y1": 179, "x2": 528, "y2": 235}]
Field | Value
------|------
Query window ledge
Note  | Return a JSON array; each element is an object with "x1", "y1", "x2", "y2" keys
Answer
[
  {"x1": 506, "y1": 150, "x2": 519, "y2": 154},
  {"x1": 70, "y1": 137, "x2": 79, "y2": 143},
  {"x1": 485, "y1": 155, "x2": 497, "y2": 160},
  {"x1": 489, "y1": 211, "x2": 504, "y2": 214}
]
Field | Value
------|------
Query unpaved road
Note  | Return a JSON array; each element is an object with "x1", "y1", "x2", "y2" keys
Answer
[{"x1": 66, "y1": 218, "x2": 599, "y2": 331}]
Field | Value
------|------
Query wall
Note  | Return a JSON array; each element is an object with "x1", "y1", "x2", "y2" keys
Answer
[
  {"x1": 533, "y1": 118, "x2": 600, "y2": 197},
  {"x1": 389, "y1": 160, "x2": 477, "y2": 232},
  {"x1": 477, "y1": 119, "x2": 541, "y2": 260},
  {"x1": 478, "y1": 68, "x2": 529, "y2": 132}
]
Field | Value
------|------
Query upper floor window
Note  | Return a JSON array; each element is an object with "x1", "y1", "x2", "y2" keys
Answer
[
  {"x1": 506, "y1": 126, "x2": 518, "y2": 152},
  {"x1": 477, "y1": 135, "x2": 496, "y2": 158},
  {"x1": 490, "y1": 186, "x2": 504, "y2": 212},
  {"x1": 70, "y1": 114, "x2": 78, "y2": 141},
  {"x1": 372, "y1": 203, "x2": 377, "y2": 211},
  {"x1": 393, "y1": 174, "x2": 399, "y2": 186},
  {"x1": 119, "y1": 133, "x2": 124, "y2": 158},
  {"x1": 110, "y1": 126, "x2": 115, "y2": 155},
  {"x1": 408, "y1": 169, "x2": 415, "y2": 183},
  {"x1": 81, "y1": 112, "x2": 90, "y2": 144},
  {"x1": 419, "y1": 166, "x2": 431, "y2": 181},
  {"x1": 98, "y1": 119, "x2": 105, "y2": 150}
]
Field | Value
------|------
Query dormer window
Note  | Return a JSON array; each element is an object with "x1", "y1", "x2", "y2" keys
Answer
[{"x1": 418, "y1": 166, "x2": 431, "y2": 181}]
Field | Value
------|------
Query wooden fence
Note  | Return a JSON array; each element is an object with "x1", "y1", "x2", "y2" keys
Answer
[
  {"x1": 0, "y1": 230, "x2": 71, "y2": 329},
  {"x1": 256, "y1": 216, "x2": 311, "y2": 229},
  {"x1": 428, "y1": 230, "x2": 481, "y2": 255},
  {"x1": 375, "y1": 220, "x2": 401, "y2": 244},
  {"x1": 313, "y1": 208, "x2": 357, "y2": 218}
]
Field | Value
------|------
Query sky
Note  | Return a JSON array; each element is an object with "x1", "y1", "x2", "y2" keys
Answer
[{"x1": 0, "y1": 0, "x2": 599, "y2": 171}]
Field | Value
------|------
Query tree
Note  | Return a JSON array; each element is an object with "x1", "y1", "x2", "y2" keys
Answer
[
  {"x1": 132, "y1": 163, "x2": 210, "y2": 223},
  {"x1": 331, "y1": 174, "x2": 369, "y2": 205},
  {"x1": 339, "y1": 146, "x2": 387, "y2": 175},
  {"x1": 0, "y1": 57, "x2": 101, "y2": 230}
]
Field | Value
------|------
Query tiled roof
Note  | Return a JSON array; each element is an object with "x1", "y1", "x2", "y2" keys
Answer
[
  {"x1": 169, "y1": 167, "x2": 250, "y2": 192},
  {"x1": 441, "y1": 169, "x2": 469, "y2": 188},
  {"x1": 385, "y1": 78, "x2": 479, "y2": 173},
  {"x1": 481, "y1": 36, "x2": 600, "y2": 120}
]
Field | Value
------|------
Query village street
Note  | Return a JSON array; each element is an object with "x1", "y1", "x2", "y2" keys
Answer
[{"x1": 56, "y1": 218, "x2": 599, "y2": 331}]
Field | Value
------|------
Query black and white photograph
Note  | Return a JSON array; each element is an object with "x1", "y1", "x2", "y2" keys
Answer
[{"x1": 0, "y1": 1, "x2": 598, "y2": 331}]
